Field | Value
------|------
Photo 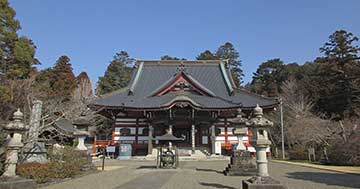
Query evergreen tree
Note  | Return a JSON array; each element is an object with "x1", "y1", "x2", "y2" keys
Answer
[
  {"x1": 251, "y1": 58, "x2": 285, "y2": 96},
  {"x1": 96, "y1": 51, "x2": 134, "y2": 95},
  {"x1": 160, "y1": 55, "x2": 186, "y2": 60},
  {"x1": 313, "y1": 30, "x2": 360, "y2": 118},
  {"x1": 196, "y1": 50, "x2": 218, "y2": 60},
  {"x1": 0, "y1": 0, "x2": 39, "y2": 79},
  {"x1": 319, "y1": 30, "x2": 360, "y2": 65},
  {"x1": 0, "y1": 0, "x2": 39, "y2": 120},
  {"x1": 215, "y1": 42, "x2": 243, "y2": 86},
  {"x1": 51, "y1": 56, "x2": 77, "y2": 98},
  {"x1": 35, "y1": 55, "x2": 76, "y2": 100}
]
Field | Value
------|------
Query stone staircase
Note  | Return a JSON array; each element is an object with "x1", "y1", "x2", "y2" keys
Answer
[{"x1": 143, "y1": 146, "x2": 211, "y2": 160}]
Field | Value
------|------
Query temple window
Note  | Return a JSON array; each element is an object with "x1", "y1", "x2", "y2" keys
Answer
[{"x1": 120, "y1": 128, "x2": 131, "y2": 135}]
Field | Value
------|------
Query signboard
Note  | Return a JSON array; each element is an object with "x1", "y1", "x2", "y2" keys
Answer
[
  {"x1": 106, "y1": 146, "x2": 116, "y2": 153},
  {"x1": 215, "y1": 141, "x2": 222, "y2": 155},
  {"x1": 117, "y1": 144, "x2": 132, "y2": 160}
]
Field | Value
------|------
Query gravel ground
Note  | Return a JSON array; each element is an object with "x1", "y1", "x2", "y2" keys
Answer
[{"x1": 40, "y1": 160, "x2": 360, "y2": 189}]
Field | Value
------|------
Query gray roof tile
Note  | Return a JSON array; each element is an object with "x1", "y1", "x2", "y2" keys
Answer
[{"x1": 91, "y1": 61, "x2": 278, "y2": 110}]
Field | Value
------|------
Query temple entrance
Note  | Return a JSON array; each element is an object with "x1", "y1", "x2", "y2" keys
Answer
[{"x1": 173, "y1": 126, "x2": 191, "y2": 146}]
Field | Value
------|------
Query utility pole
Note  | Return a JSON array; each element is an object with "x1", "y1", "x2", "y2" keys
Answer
[{"x1": 280, "y1": 98, "x2": 285, "y2": 160}]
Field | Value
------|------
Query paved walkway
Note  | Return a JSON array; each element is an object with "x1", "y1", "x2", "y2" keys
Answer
[{"x1": 41, "y1": 160, "x2": 360, "y2": 189}]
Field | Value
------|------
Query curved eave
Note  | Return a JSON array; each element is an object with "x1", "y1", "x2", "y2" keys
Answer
[{"x1": 89, "y1": 101, "x2": 243, "y2": 112}]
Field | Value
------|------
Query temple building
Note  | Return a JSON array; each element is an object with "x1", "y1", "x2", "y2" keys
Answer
[{"x1": 89, "y1": 60, "x2": 278, "y2": 156}]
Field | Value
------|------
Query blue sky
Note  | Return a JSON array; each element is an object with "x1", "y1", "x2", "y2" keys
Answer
[{"x1": 9, "y1": 0, "x2": 360, "y2": 86}]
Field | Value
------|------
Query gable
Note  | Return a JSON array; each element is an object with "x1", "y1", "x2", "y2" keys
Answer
[{"x1": 151, "y1": 72, "x2": 216, "y2": 97}]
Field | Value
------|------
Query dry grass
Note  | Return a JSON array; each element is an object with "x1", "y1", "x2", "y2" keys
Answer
[{"x1": 272, "y1": 160, "x2": 360, "y2": 174}]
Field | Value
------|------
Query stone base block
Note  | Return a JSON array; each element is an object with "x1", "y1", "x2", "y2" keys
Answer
[
  {"x1": 224, "y1": 150, "x2": 257, "y2": 176},
  {"x1": 242, "y1": 176, "x2": 287, "y2": 189},
  {"x1": 0, "y1": 178, "x2": 36, "y2": 189}
]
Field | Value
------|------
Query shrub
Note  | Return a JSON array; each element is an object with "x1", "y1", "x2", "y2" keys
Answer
[
  {"x1": 17, "y1": 162, "x2": 52, "y2": 183},
  {"x1": 288, "y1": 145, "x2": 308, "y2": 161},
  {"x1": 18, "y1": 146, "x2": 90, "y2": 183},
  {"x1": 328, "y1": 132, "x2": 360, "y2": 166},
  {"x1": 48, "y1": 146, "x2": 89, "y2": 178}
]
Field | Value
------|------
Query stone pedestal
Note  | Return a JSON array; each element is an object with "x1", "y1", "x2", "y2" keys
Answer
[
  {"x1": 233, "y1": 127, "x2": 247, "y2": 151},
  {"x1": 77, "y1": 136, "x2": 87, "y2": 151},
  {"x1": 74, "y1": 130, "x2": 90, "y2": 151},
  {"x1": 224, "y1": 150, "x2": 256, "y2": 176},
  {"x1": 253, "y1": 140, "x2": 271, "y2": 177},
  {"x1": 3, "y1": 147, "x2": 20, "y2": 177}
]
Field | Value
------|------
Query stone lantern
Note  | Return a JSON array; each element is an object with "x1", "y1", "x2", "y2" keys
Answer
[
  {"x1": 2, "y1": 109, "x2": 28, "y2": 177},
  {"x1": 243, "y1": 104, "x2": 286, "y2": 189},
  {"x1": 224, "y1": 108, "x2": 257, "y2": 176},
  {"x1": 229, "y1": 108, "x2": 248, "y2": 151},
  {"x1": 73, "y1": 115, "x2": 90, "y2": 151},
  {"x1": 248, "y1": 104, "x2": 273, "y2": 177}
]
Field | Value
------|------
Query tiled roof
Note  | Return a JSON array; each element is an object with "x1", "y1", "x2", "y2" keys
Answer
[{"x1": 90, "y1": 60, "x2": 278, "y2": 110}]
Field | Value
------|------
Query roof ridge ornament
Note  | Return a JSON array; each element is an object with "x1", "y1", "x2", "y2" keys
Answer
[{"x1": 176, "y1": 64, "x2": 187, "y2": 74}]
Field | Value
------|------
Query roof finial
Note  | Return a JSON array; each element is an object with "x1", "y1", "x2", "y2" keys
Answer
[
  {"x1": 13, "y1": 109, "x2": 24, "y2": 121},
  {"x1": 254, "y1": 104, "x2": 263, "y2": 118}
]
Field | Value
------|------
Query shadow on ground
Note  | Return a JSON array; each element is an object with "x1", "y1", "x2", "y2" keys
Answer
[
  {"x1": 199, "y1": 182, "x2": 237, "y2": 189},
  {"x1": 196, "y1": 168, "x2": 224, "y2": 174},
  {"x1": 137, "y1": 165, "x2": 158, "y2": 169},
  {"x1": 287, "y1": 171, "x2": 360, "y2": 188}
]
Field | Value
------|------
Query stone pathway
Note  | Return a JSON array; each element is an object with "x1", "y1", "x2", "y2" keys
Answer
[{"x1": 41, "y1": 160, "x2": 360, "y2": 189}]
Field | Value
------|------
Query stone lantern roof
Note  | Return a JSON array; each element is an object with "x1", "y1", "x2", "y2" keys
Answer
[
  {"x1": 73, "y1": 116, "x2": 91, "y2": 126},
  {"x1": 248, "y1": 104, "x2": 273, "y2": 128},
  {"x1": 228, "y1": 108, "x2": 248, "y2": 127},
  {"x1": 4, "y1": 109, "x2": 28, "y2": 132},
  {"x1": 73, "y1": 115, "x2": 91, "y2": 132}
]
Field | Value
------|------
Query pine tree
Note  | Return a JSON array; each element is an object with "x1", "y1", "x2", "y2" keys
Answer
[
  {"x1": 196, "y1": 50, "x2": 218, "y2": 60},
  {"x1": 251, "y1": 58, "x2": 285, "y2": 96},
  {"x1": 0, "y1": 0, "x2": 39, "y2": 79},
  {"x1": 160, "y1": 55, "x2": 186, "y2": 60},
  {"x1": 215, "y1": 42, "x2": 243, "y2": 86},
  {"x1": 96, "y1": 51, "x2": 134, "y2": 95},
  {"x1": 0, "y1": 0, "x2": 39, "y2": 120},
  {"x1": 314, "y1": 30, "x2": 360, "y2": 118}
]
